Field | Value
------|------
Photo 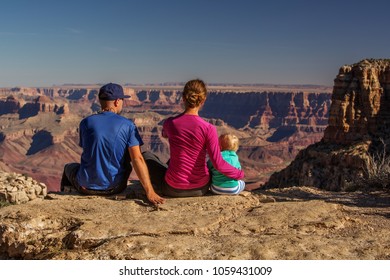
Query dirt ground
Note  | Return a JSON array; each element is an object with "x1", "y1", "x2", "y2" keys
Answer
[{"x1": 0, "y1": 183, "x2": 389, "y2": 260}]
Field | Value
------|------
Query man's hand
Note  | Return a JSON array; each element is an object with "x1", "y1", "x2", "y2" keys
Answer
[{"x1": 146, "y1": 191, "x2": 165, "y2": 205}]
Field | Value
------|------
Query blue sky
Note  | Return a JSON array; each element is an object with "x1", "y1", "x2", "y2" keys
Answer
[{"x1": 0, "y1": 0, "x2": 389, "y2": 87}]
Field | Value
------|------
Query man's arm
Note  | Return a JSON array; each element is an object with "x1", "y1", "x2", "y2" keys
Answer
[{"x1": 128, "y1": 145, "x2": 165, "y2": 205}]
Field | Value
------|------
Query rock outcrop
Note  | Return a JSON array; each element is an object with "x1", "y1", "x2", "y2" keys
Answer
[
  {"x1": 265, "y1": 59, "x2": 390, "y2": 190},
  {"x1": 18, "y1": 96, "x2": 68, "y2": 119},
  {"x1": 0, "y1": 96, "x2": 24, "y2": 115},
  {"x1": 0, "y1": 171, "x2": 47, "y2": 204},
  {"x1": 324, "y1": 59, "x2": 390, "y2": 144}
]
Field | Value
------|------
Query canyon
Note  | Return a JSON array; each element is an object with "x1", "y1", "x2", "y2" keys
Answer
[
  {"x1": 0, "y1": 84, "x2": 332, "y2": 192},
  {"x1": 1, "y1": 60, "x2": 390, "y2": 261}
]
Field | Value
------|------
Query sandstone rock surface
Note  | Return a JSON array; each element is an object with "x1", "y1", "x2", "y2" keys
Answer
[{"x1": 0, "y1": 182, "x2": 389, "y2": 260}]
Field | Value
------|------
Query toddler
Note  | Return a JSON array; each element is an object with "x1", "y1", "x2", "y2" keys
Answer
[{"x1": 207, "y1": 133, "x2": 245, "y2": 194}]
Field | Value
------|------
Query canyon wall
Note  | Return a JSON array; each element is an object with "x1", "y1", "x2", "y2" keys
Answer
[
  {"x1": 265, "y1": 59, "x2": 390, "y2": 191},
  {"x1": 0, "y1": 85, "x2": 332, "y2": 191},
  {"x1": 202, "y1": 91, "x2": 330, "y2": 133}
]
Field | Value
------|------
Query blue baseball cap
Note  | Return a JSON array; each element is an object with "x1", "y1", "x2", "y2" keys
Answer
[{"x1": 98, "y1": 83, "x2": 130, "y2": 100}]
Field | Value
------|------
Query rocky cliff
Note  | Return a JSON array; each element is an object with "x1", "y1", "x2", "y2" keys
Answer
[
  {"x1": 265, "y1": 59, "x2": 390, "y2": 191},
  {"x1": 324, "y1": 59, "x2": 390, "y2": 144}
]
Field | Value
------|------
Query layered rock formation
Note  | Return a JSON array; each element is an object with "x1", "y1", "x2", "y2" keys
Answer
[
  {"x1": 0, "y1": 106, "x2": 81, "y2": 192},
  {"x1": 202, "y1": 91, "x2": 330, "y2": 131},
  {"x1": 0, "y1": 95, "x2": 68, "y2": 119},
  {"x1": 0, "y1": 85, "x2": 331, "y2": 191},
  {"x1": 266, "y1": 59, "x2": 390, "y2": 190},
  {"x1": 324, "y1": 59, "x2": 390, "y2": 144},
  {"x1": 0, "y1": 96, "x2": 24, "y2": 115}
]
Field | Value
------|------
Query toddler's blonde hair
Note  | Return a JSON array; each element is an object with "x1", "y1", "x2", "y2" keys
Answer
[{"x1": 219, "y1": 133, "x2": 239, "y2": 152}]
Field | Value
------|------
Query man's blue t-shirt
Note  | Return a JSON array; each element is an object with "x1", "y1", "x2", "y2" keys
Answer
[{"x1": 77, "y1": 111, "x2": 143, "y2": 190}]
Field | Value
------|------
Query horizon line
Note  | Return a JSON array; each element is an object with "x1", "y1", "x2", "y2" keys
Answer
[{"x1": 1, "y1": 82, "x2": 333, "y2": 89}]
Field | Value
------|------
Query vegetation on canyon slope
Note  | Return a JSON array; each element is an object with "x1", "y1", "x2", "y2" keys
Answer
[{"x1": 357, "y1": 139, "x2": 390, "y2": 192}]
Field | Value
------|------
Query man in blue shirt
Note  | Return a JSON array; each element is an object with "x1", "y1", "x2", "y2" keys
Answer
[{"x1": 61, "y1": 83, "x2": 165, "y2": 205}]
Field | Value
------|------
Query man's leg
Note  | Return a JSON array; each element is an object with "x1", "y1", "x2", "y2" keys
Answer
[
  {"x1": 60, "y1": 169, "x2": 72, "y2": 192},
  {"x1": 108, "y1": 163, "x2": 132, "y2": 195},
  {"x1": 142, "y1": 151, "x2": 168, "y2": 193},
  {"x1": 61, "y1": 163, "x2": 81, "y2": 192}
]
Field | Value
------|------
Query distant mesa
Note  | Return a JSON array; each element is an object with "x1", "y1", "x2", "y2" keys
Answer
[
  {"x1": 265, "y1": 59, "x2": 390, "y2": 191},
  {"x1": 0, "y1": 95, "x2": 23, "y2": 115},
  {"x1": 35, "y1": 95, "x2": 51, "y2": 103},
  {"x1": 64, "y1": 89, "x2": 99, "y2": 101},
  {"x1": 0, "y1": 95, "x2": 69, "y2": 119}
]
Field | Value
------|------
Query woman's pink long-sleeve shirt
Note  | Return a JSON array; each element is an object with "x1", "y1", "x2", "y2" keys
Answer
[{"x1": 162, "y1": 113, "x2": 244, "y2": 189}]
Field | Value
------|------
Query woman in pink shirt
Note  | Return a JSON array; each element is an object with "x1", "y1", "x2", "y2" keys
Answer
[{"x1": 143, "y1": 79, "x2": 244, "y2": 197}]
